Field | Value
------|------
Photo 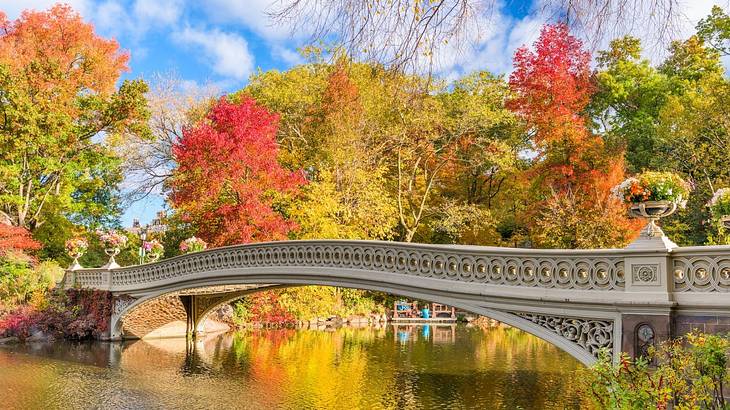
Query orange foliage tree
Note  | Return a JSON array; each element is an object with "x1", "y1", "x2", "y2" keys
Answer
[{"x1": 509, "y1": 24, "x2": 638, "y2": 248}]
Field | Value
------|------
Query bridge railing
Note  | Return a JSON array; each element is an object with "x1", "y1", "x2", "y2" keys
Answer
[
  {"x1": 63, "y1": 238, "x2": 730, "y2": 302},
  {"x1": 671, "y1": 246, "x2": 730, "y2": 293}
]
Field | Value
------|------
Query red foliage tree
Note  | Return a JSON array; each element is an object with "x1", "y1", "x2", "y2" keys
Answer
[
  {"x1": 246, "y1": 291, "x2": 295, "y2": 326},
  {"x1": 509, "y1": 24, "x2": 637, "y2": 247},
  {"x1": 0, "y1": 224, "x2": 41, "y2": 256},
  {"x1": 170, "y1": 97, "x2": 305, "y2": 246}
]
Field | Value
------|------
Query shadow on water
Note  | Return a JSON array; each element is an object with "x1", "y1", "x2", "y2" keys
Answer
[{"x1": 0, "y1": 325, "x2": 586, "y2": 409}]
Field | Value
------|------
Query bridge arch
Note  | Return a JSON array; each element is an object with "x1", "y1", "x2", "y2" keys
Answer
[{"x1": 110, "y1": 267, "x2": 618, "y2": 366}]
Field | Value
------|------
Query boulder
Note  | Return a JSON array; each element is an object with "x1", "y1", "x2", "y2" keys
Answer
[{"x1": 0, "y1": 336, "x2": 19, "y2": 344}]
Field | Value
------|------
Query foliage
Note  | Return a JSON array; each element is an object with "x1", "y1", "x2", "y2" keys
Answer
[
  {"x1": 697, "y1": 6, "x2": 730, "y2": 56},
  {"x1": 509, "y1": 23, "x2": 636, "y2": 248},
  {"x1": 0, "y1": 5, "x2": 149, "y2": 231},
  {"x1": 578, "y1": 331, "x2": 730, "y2": 410},
  {"x1": 578, "y1": 351, "x2": 673, "y2": 409},
  {"x1": 0, "y1": 224, "x2": 40, "y2": 256},
  {"x1": 533, "y1": 191, "x2": 637, "y2": 249},
  {"x1": 232, "y1": 286, "x2": 385, "y2": 325},
  {"x1": 708, "y1": 189, "x2": 730, "y2": 218},
  {"x1": 96, "y1": 229, "x2": 129, "y2": 249},
  {"x1": 232, "y1": 291, "x2": 295, "y2": 327},
  {"x1": 0, "y1": 288, "x2": 112, "y2": 340},
  {"x1": 169, "y1": 97, "x2": 305, "y2": 247},
  {"x1": 0, "y1": 254, "x2": 61, "y2": 313},
  {"x1": 613, "y1": 172, "x2": 691, "y2": 204}
]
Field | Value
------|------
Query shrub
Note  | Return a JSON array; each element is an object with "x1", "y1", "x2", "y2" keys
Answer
[
  {"x1": 578, "y1": 331, "x2": 730, "y2": 409},
  {"x1": 0, "y1": 252, "x2": 57, "y2": 312},
  {"x1": 0, "y1": 288, "x2": 112, "y2": 340}
]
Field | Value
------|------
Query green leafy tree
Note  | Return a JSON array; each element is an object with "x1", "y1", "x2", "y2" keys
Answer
[
  {"x1": 697, "y1": 5, "x2": 730, "y2": 56},
  {"x1": 0, "y1": 5, "x2": 149, "y2": 233}
]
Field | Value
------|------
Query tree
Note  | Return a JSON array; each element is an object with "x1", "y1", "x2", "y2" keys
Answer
[
  {"x1": 697, "y1": 5, "x2": 730, "y2": 56},
  {"x1": 509, "y1": 24, "x2": 636, "y2": 248},
  {"x1": 169, "y1": 97, "x2": 305, "y2": 246},
  {"x1": 289, "y1": 64, "x2": 398, "y2": 240},
  {"x1": 590, "y1": 36, "x2": 671, "y2": 173},
  {"x1": 0, "y1": 5, "x2": 149, "y2": 231}
]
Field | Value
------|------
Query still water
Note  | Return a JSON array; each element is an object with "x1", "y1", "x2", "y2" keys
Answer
[{"x1": 0, "y1": 325, "x2": 584, "y2": 409}]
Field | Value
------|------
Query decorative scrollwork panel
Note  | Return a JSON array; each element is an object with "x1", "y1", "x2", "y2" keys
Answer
[{"x1": 511, "y1": 312, "x2": 614, "y2": 359}]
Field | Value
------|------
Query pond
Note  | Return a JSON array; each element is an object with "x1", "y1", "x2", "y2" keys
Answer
[{"x1": 0, "y1": 324, "x2": 585, "y2": 409}]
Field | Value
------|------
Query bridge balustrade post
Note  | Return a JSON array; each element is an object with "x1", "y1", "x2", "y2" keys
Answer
[
  {"x1": 620, "y1": 233, "x2": 677, "y2": 358},
  {"x1": 99, "y1": 268, "x2": 113, "y2": 291}
]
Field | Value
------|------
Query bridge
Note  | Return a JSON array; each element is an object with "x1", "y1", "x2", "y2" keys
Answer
[{"x1": 63, "y1": 231, "x2": 730, "y2": 366}]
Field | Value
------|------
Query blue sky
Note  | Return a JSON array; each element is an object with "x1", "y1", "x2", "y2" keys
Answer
[{"x1": 1, "y1": 0, "x2": 724, "y2": 227}]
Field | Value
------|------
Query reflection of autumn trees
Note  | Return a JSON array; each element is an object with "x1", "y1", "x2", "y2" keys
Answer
[{"x1": 0, "y1": 326, "x2": 584, "y2": 408}]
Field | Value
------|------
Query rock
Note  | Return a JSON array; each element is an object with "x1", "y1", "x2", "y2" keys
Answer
[
  {"x1": 210, "y1": 304, "x2": 234, "y2": 325},
  {"x1": 0, "y1": 336, "x2": 19, "y2": 344},
  {"x1": 26, "y1": 330, "x2": 49, "y2": 342}
]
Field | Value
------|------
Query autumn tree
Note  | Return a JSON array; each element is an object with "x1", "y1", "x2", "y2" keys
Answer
[
  {"x1": 288, "y1": 64, "x2": 398, "y2": 240},
  {"x1": 509, "y1": 24, "x2": 636, "y2": 248},
  {"x1": 0, "y1": 5, "x2": 149, "y2": 231},
  {"x1": 170, "y1": 97, "x2": 305, "y2": 246}
]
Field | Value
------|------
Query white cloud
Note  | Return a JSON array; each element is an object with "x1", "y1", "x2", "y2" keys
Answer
[
  {"x1": 201, "y1": 0, "x2": 296, "y2": 41},
  {"x1": 133, "y1": 0, "x2": 183, "y2": 26},
  {"x1": 94, "y1": 0, "x2": 134, "y2": 37},
  {"x1": 173, "y1": 26, "x2": 254, "y2": 81},
  {"x1": 272, "y1": 46, "x2": 304, "y2": 66}
]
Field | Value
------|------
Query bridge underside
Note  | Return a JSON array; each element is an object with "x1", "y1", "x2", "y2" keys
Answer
[
  {"x1": 117, "y1": 285, "x2": 281, "y2": 339},
  {"x1": 110, "y1": 278, "x2": 626, "y2": 366}
]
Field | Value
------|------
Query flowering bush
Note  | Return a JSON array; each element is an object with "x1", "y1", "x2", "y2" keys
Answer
[
  {"x1": 612, "y1": 171, "x2": 691, "y2": 206},
  {"x1": 180, "y1": 236, "x2": 207, "y2": 253},
  {"x1": 96, "y1": 229, "x2": 128, "y2": 249},
  {"x1": 143, "y1": 239, "x2": 164, "y2": 259},
  {"x1": 708, "y1": 188, "x2": 730, "y2": 219},
  {"x1": 65, "y1": 237, "x2": 88, "y2": 258}
]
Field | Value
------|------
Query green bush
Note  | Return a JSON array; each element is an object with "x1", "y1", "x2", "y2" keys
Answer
[{"x1": 0, "y1": 252, "x2": 59, "y2": 313}]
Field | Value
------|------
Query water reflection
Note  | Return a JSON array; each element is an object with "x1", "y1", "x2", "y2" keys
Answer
[{"x1": 0, "y1": 325, "x2": 585, "y2": 409}]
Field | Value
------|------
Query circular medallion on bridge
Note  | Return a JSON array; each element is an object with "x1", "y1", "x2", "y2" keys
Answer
[{"x1": 632, "y1": 264, "x2": 658, "y2": 283}]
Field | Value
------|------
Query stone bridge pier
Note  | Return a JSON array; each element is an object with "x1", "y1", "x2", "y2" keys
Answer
[{"x1": 65, "y1": 231, "x2": 730, "y2": 366}]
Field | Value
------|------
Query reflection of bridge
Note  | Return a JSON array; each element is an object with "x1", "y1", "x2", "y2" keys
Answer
[{"x1": 63, "y1": 233, "x2": 730, "y2": 366}]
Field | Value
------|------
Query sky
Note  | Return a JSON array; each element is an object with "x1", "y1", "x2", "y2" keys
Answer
[{"x1": 1, "y1": 0, "x2": 726, "y2": 227}]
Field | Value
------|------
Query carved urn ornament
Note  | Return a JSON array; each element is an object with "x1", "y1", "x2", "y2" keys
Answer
[
  {"x1": 613, "y1": 171, "x2": 691, "y2": 239},
  {"x1": 65, "y1": 237, "x2": 88, "y2": 270},
  {"x1": 707, "y1": 188, "x2": 730, "y2": 231},
  {"x1": 629, "y1": 200, "x2": 678, "y2": 237},
  {"x1": 97, "y1": 230, "x2": 128, "y2": 269}
]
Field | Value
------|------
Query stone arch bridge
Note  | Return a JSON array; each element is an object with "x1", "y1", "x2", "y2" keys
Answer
[{"x1": 63, "y1": 234, "x2": 730, "y2": 366}]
